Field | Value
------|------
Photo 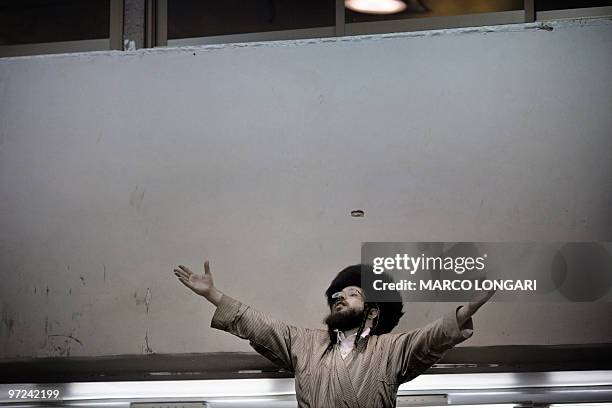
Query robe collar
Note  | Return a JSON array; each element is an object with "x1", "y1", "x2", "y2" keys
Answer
[{"x1": 335, "y1": 326, "x2": 371, "y2": 343}]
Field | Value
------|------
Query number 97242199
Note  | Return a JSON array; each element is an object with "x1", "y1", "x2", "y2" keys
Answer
[{"x1": 8, "y1": 389, "x2": 61, "y2": 399}]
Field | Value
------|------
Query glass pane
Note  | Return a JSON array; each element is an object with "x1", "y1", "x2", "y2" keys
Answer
[
  {"x1": 168, "y1": 0, "x2": 335, "y2": 40},
  {"x1": 0, "y1": 0, "x2": 110, "y2": 46},
  {"x1": 346, "y1": 0, "x2": 523, "y2": 24},
  {"x1": 536, "y1": 0, "x2": 612, "y2": 11}
]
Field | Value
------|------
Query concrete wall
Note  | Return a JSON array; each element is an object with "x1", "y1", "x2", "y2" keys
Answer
[{"x1": 0, "y1": 19, "x2": 611, "y2": 359}]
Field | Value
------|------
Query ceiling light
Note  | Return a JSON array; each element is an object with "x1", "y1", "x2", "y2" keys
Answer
[{"x1": 345, "y1": 0, "x2": 407, "y2": 15}]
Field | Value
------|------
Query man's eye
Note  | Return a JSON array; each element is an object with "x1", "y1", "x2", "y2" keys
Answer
[{"x1": 350, "y1": 293, "x2": 359, "y2": 297}]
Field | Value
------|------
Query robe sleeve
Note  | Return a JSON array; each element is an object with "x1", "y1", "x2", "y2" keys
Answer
[
  {"x1": 211, "y1": 294, "x2": 302, "y2": 372},
  {"x1": 391, "y1": 306, "x2": 474, "y2": 384}
]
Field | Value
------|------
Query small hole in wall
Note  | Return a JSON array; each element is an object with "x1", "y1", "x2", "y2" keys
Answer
[
  {"x1": 351, "y1": 209, "x2": 365, "y2": 218},
  {"x1": 193, "y1": 52, "x2": 196, "y2": 55}
]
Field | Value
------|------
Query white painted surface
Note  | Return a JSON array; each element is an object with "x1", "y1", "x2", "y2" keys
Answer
[{"x1": 0, "y1": 20, "x2": 611, "y2": 358}]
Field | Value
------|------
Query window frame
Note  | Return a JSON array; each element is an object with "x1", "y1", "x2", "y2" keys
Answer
[
  {"x1": 156, "y1": 0, "x2": 612, "y2": 47},
  {"x1": 159, "y1": 0, "x2": 535, "y2": 47},
  {"x1": 2, "y1": 0, "x2": 610, "y2": 57}
]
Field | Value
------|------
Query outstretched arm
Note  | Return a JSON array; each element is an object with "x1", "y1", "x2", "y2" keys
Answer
[
  {"x1": 391, "y1": 288, "x2": 496, "y2": 384},
  {"x1": 172, "y1": 260, "x2": 302, "y2": 371}
]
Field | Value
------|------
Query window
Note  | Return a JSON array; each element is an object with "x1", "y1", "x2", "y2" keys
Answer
[
  {"x1": 0, "y1": 0, "x2": 121, "y2": 57},
  {"x1": 536, "y1": 0, "x2": 612, "y2": 11},
  {"x1": 167, "y1": 0, "x2": 335, "y2": 45},
  {"x1": 535, "y1": 0, "x2": 612, "y2": 20},
  {"x1": 346, "y1": 0, "x2": 524, "y2": 24},
  {"x1": 3, "y1": 0, "x2": 610, "y2": 55},
  {"x1": 156, "y1": 0, "x2": 612, "y2": 46},
  {"x1": 343, "y1": 0, "x2": 526, "y2": 36}
]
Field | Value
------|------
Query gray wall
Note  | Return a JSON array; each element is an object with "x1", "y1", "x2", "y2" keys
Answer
[{"x1": 1, "y1": 19, "x2": 611, "y2": 359}]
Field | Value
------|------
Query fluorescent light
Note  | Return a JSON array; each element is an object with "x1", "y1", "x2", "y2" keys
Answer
[
  {"x1": 345, "y1": 0, "x2": 407, "y2": 15},
  {"x1": 398, "y1": 371, "x2": 612, "y2": 392},
  {"x1": 551, "y1": 404, "x2": 612, "y2": 408},
  {"x1": 398, "y1": 405, "x2": 514, "y2": 408}
]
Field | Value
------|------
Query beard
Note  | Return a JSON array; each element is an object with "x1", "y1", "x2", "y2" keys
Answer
[{"x1": 324, "y1": 305, "x2": 364, "y2": 332}]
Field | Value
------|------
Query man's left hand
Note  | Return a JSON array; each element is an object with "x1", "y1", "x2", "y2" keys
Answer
[
  {"x1": 457, "y1": 288, "x2": 496, "y2": 327},
  {"x1": 469, "y1": 288, "x2": 496, "y2": 310}
]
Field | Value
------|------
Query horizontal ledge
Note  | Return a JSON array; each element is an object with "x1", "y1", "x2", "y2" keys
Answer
[{"x1": 1, "y1": 344, "x2": 612, "y2": 383}]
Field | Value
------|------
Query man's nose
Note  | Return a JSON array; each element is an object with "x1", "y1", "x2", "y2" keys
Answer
[{"x1": 334, "y1": 294, "x2": 346, "y2": 303}]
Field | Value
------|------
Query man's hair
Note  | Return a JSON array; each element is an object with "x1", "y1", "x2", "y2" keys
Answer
[{"x1": 325, "y1": 264, "x2": 404, "y2": 342}]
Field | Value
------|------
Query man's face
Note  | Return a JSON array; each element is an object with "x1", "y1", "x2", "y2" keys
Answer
[{"x1": 324, "y1": 285, "x2": 365, "y2": 331}]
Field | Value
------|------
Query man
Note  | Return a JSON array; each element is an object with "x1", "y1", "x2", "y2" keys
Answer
[{"x1": 173, "y1": 261, "x2": 495, "y2": 407}]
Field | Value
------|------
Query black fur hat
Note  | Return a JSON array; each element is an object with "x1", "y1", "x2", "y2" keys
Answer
[{"x1": 325, "y1": 264, "x2": 404, "y2": 335}]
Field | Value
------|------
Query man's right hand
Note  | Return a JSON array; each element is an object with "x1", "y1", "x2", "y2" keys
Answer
[{"x1": 173, "y1": 260, "x2": 222, "y2": 305}]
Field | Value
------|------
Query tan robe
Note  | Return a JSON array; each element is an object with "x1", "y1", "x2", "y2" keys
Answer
[{"x1": 211, "y1": 294, "x2": 474, "y2": 408}]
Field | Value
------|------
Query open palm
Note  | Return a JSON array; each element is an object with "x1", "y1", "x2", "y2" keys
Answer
[{"x1": 173, "y1": 261, "x2": 214, "y2": 297}]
